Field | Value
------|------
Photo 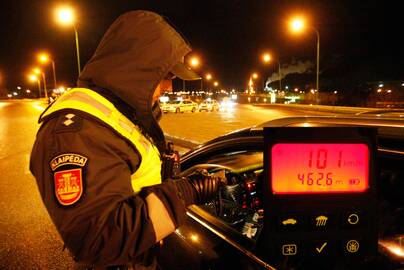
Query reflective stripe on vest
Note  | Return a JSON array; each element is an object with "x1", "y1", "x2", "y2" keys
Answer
[{"x1": 41, "y1": 88, "x2": 162, "y2": 193}]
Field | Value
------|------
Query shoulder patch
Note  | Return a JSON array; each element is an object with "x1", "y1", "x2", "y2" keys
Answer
[
  {"x1": 54, "y1": 113, "x2": 83, "y2": 133},
  {"x1": 50, "y1": 153, "x2": 88, "y2": 206},
  {"x1": 54, "y1": 168, "x2": 83, "y2": 206},
  {"x1": 50, "y1": 153, "x2": 88, "y2": 171}
]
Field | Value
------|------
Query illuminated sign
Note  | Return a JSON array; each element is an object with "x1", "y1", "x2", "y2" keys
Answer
[{"x1": 271, "y1": 143, "x2": 369, "y2": 194}]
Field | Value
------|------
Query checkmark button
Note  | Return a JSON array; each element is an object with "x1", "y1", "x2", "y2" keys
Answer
[{"x1": 315, "y1": 242, "x2": 328, "y2": 253}]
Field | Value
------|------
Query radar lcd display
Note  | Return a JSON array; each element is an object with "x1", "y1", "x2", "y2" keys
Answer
[{"x1": 271, "y1": 143, "x2": 369, "y2": 194}]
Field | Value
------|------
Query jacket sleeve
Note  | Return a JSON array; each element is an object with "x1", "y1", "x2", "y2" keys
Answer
[{"x1": 30, "y1": 114, "x2": 186, "y2": 266}]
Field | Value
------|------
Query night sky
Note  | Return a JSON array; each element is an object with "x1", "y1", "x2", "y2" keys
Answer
[{"x1": 1, "y1": 0, "x2": 403, "y2": 93}]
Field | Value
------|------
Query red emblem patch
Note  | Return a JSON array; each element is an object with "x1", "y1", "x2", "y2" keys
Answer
[{"x1": 54, "y1": 168, "x2": 83, "y2": 206}]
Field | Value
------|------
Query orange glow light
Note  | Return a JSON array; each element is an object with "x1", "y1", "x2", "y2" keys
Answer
[
  {"x1": 55, "y1": 6, "x2": 75, "y2": 26},
  {"x1": 290, "y1": 17, "x2": 305, "y2": 33},
  {"x1": 262, "y1": 53, "x2": 271, "y2": 63},
  {"x1": 28, "y1": 74, "x2": 38, "y2": 82},
  {"x1": 32, "y1": 68, "x2": 41, "y2": 75},
  {"x1": 189, "y1": 56, "x2": 200, "y2": 68},
  {"x1": 38, "y1": 53, "x2": 49, "y2": 63}
]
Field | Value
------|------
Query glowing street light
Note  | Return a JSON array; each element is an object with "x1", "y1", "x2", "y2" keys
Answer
[
  {"x1": 38, "y1": 52, "x2": 57, "y2": 89},
  {"x1": 214, "y1": 81, "x2": 219, "y2": 87},
  {"x1": 32, "y1": 68, "x2": 48, "y2": 100},
  {"x1": 204, "y1": 73, "x2": 213, "y2": 92},
  {"x1": 261, "y1": 52, "x2": 282, "y2": 90},
  {"x1": 289, "y1": 15, "x2": 320, "y2": 93},
  {"x1": 55, "y1": 7, "x2": 75, "y2": 25},
  {"x1": 28, "y1": 74, "x2": 42, "y2": 98},
  {"x1": 262, "y1": 53, "x2": 271, "y2": 63},
  {"x1": 189, "y1": 56, "x2": 200, "y2": 68},
  {"x1": 55, "y1": 6, "x2": 81, "y2": 75},
  {"x1": 186, "y1": 55, "x2": 202, "y2": 91},
  {"x1": 33, "y1": 68, "x2": 41, "y2": 75},
  {"x1": 290, "y1": 17, "x2": 305, "y2": 33},
  {"x1": 28, "y1": 74, "x2": 38, "y2": 81},
  {"x1": 248, "y1": 73, "x2": 260, "y2": 94}
]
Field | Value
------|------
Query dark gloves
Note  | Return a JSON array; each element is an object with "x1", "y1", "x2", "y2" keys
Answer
[{"x1": 171, "y1": 169, "x2": 223, "y2": 206}]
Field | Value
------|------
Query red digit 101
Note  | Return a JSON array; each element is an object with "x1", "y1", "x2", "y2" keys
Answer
[{"x1": 308, "y1": 149, "x2": 328, "y2": 169}]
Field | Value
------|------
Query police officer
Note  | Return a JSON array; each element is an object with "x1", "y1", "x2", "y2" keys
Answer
[{"x1": 30, "y1": 11, "x2": 219, "y2": 269}]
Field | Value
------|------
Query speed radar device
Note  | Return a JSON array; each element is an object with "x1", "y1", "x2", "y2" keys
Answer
[{"x1": 260, "y1": 127, "x2": 378, "y2": 268}]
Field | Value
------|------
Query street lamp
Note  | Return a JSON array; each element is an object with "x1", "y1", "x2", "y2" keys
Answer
[
  {"x1": 248, "y1": 73, "x2": 259, "y2": 94},
  {"x1": 189, "y1": 56, "x2": 200, "y2": 68},
  {"x1": 33, "y1": 68, "x2": 48, "y2": 100},
  {"x1": 28, "y1": 74, "x2": 42, "y2": 98},
  {"x1": 289, "y1": 16, "x2": 320, "y2": 93},
  {"x1": 261, "y1": 52, "x2": 282, "y2": 91},
  {"x1": 205, "y1": 73, "x2": 213, "y2": 92},
  {"x1": 55, "y1": 6, "x2": 81, "y2": 75},
  {"x1": 38, "y1": 52, "x2": 57, "y2": 90},
  {"x1": 188, "y1": 56, "x2": 202, "y2": 91}
]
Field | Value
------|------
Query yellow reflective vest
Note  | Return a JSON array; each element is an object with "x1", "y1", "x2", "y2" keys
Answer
[{"x1": 40, "y1": 88, "x2": 162, "y2": 193}]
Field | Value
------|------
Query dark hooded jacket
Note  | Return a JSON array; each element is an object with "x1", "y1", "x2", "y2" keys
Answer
[
  {"x1": 78, "y1": 10, "x2": 191, "y2": 153},
  {"x1": 30, "y1": 11, "x2": 193, "y2": 268}
]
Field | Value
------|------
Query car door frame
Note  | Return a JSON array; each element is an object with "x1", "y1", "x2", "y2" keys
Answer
[{"x1": 159, "y1": 133, "x2": 277, "y2": 270}]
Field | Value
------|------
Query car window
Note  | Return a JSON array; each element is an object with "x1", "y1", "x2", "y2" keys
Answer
[{"x1": 181, "y1": 150, "x2": 264, "y2": 242}]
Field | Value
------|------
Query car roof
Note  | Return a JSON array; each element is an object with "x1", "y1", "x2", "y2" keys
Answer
[
  {"x1": 254, "y1": 115, "x2": 404, "y2": 129},
  {"x1": 354, "y1": 109, "x2": 404, "y2": 118},
  {"x1": 199, "y1": 116, "x2": 404, "y2": 151}
]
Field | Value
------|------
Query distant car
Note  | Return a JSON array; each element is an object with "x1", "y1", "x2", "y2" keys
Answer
[
  {"x1": 161, "y1": 99, "x2": 198, "y2": 113},
  {"x1": 220, "y1": 97, "x2": 236, "y2": 111},
  {"x1": 199, "y1": 99, "x2": 220, "y2": 112}
]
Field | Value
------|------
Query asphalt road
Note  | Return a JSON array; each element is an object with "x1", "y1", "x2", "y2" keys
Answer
[
  {"x1": 0, "y1": 99, "x2": 335, "y2": 269},
  {"x1": 159, "y1": 102, "x2": 334, "y2": 145},
  {"x1": 0, "y1": 100, "x2": 76, "y2": 269}
]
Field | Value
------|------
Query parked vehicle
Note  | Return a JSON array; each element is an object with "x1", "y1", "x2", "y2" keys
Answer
[
  {"x1": 161, "y1": 99, "x2": 198, "y2": 113},
  {"x1": 199, "y1": 99, "x2": 220, "y2": 112}
]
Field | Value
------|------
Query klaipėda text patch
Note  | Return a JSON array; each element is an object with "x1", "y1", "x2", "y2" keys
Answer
[{"x1": 50, "y1": 153, "x2": 88, "y2": 171}]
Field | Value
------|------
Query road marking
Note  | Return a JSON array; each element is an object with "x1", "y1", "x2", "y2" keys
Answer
[{"x1": 316, "y1": 242, "x2": 327, "y2": 253}]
